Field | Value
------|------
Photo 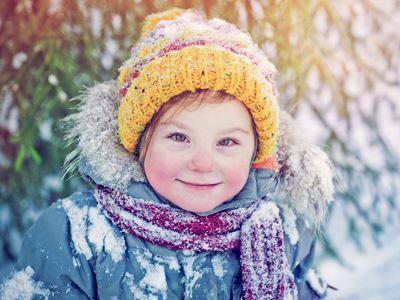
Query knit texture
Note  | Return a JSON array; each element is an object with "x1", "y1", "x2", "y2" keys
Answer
[
  {"x1": 95, "y1": 185, "x2": 297, "y2": 300},
  {"x1": 117, "y1": 8, "x2": 279, "y2": 163}
]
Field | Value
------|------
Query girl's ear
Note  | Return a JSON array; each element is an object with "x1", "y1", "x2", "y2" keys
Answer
[{"x1": 138, "y1": 126, "x2": 152, "y2": 171}]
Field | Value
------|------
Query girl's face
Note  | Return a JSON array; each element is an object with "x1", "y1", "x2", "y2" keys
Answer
[{"x1": 143, "y1": 93, "x2": 255, "y2": 213}]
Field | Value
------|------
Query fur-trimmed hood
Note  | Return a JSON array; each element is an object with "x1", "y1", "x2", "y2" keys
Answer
[{"x1": 63, "y1": 81, "x2": 335, "y2": 226}]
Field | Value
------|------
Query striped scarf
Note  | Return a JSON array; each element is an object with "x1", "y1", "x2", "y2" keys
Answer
[{"x1": 94, "y1": 185, "x2": 297, "y2": 300}]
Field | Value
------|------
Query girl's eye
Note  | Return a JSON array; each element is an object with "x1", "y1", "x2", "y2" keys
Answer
[
  {"x1": 170, "y1": 133, "x2": 188, "y2": 142},
  {"x1": 218, "y1": 139, "x2": 237, "y2": 146}
]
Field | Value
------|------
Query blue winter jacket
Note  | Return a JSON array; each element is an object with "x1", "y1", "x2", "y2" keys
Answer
[{"x1": 4, "y1": 170, "x2": 325, "y2": 299}]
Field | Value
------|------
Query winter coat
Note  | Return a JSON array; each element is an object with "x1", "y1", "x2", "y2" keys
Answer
[{"x1": 1, "y1": 82, "x2": 334, "y2": 300}]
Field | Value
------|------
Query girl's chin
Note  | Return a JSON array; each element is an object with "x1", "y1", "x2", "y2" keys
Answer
[{"x1": 169, "y1": 196, "x2": 227, "y2": 214}]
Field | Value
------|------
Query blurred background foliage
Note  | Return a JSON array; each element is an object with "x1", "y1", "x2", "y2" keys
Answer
[{"x1": 1, "y1": 0, "x2": 399, "y2": 269}]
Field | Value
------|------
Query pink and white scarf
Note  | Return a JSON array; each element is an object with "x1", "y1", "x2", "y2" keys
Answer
[{"x1": 94, "y1": 185, "x2": 297, "y2": 300}]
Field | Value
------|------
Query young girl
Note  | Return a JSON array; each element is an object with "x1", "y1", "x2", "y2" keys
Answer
[{"x1": 1, "y1": 8, "x2": 335, "y2": 300}]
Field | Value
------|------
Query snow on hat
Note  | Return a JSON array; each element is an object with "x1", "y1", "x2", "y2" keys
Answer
[{"x1": 117, "y1": 8, "x2": 279, "y2": 164}]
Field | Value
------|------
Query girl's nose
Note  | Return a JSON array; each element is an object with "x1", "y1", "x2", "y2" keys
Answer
[{"x1": 188, "y1": 147, "x2": 215, "y2": 173}]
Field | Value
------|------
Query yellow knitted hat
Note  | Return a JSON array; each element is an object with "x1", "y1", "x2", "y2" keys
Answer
[{"x1": 118, "y1": 8, "x2": 279, "y2": 163}]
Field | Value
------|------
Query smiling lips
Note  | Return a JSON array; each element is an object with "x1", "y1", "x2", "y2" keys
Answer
[{"x1": 177, "y1": 180, "x2": 221, "y2": 191}]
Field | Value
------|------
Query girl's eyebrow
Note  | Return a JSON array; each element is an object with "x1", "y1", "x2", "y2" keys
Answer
[
  {"x1": 159, "y1": 120, "x2": 250, "y2": 135},
  {"x1": 158, "y1": 120, "x2": 191, "y2": 131},
  {"x1": 219, "y1": 127, "x2": 251, "y2": 135}
]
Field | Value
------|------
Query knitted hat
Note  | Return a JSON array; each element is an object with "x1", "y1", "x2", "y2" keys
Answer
[{"x1": 118, "y1": 8, "x2": 279, "y2": 164}]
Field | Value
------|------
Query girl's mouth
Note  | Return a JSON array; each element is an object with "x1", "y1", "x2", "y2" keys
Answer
[{"x1": 177, "y1": 180, "x2": 221, "y2": 191}]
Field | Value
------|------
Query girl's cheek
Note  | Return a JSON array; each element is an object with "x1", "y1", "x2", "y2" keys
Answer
[
  {"x1": 147, "y1": 153, "x2": 180, "y2": 180},
  {"x1": 225, "y1": 162, "x2": 250, "y2": 187}
]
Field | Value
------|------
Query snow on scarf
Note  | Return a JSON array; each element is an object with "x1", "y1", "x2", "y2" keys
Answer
[{"x1": 94, "y1": 185, "x2": 298, "y2": 300}]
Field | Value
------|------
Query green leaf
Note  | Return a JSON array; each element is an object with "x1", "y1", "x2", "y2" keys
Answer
[
  {"x1": 14, "y1": 144, "x2": 26, "y2": 172},
  {"x1": 28, "y1": 144, "x2": 42, "y2": 165}
]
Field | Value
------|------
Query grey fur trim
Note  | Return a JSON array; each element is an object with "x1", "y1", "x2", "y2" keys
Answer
[
  {"x1": 276, "y1": 111, "x2": 335, "y2": 226},
  {"x1": 63, "y1": 82, "x2": 146, "y2": 192}
]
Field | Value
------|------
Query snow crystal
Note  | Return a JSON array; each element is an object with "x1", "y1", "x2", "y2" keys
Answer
[
  {"x1": 0, "y1": 266, "x2": 50, "y2": 300},
  {"x1": 88, "y1": 206, "x2": 126, "y2": 263},
  {"x1": 12, "y1": 52, "x2": 27, "y2": 69},
  {"x1": 279, "y1": 204, "x2": 299, "y2": 245},
  {"x1": 211, "y1": 254, "x2": 227, "y2": 278},
  {"x1": 62, "y1": 199, "x2": 92, "y2": 260}
]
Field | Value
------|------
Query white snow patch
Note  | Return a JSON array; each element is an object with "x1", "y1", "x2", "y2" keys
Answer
[
  {"x1": 305, "y1": 268, "x2": 327, "y2": 297},
  {"x1": 0, "y1": 266, "x2": 50, "y2": 300},
  {"x1": 112, "y1": 15, "x2": 121, "y2": 31},
  {"x1": 7, "y1": 228, "x2": 23, "y2": 261},
  {"x1": 314, "y1": 9, "x2": 328, "y2": 33},
  {"x1": 279, "y1": 204, "x2": 299, "y2": 245},
  {"x1": 101, "y1": 54, "x2": 113, "y2": 70},
  {"x1": 87, "y1": 206, "x2": 126, "y2": 263},
  {"x1": 181, "y1": 253, "x2": 203, "y2": 299},
  {"x1": 63, "y1": 198, "x2": 127, "y2": 264},
  {"x1": 90, "y1": 8, "x2": 102, "y2": 37},
  {"x1": 276, "y1": 111, "x2": 335, "y2": 225},
  {"x1": 0, "y1": 90, "x2": 19, "y2": 135},
  {"x1": 235, "y1": 1, "x2": 248, "y2": 29},
  {"x1": 48, "y1": 0, "x2": 61, "y2": 14},
  {"x1": 123, "y1": 272, "x2": 158, "y2": 300},
  {"x1": 140, "y1": 264, "x2": 167, "y2": 293},
  {"x1": 9, "y1": 106, "x2": 20, "y2": 134},
  {"x1": 12, "y1": 53, "x2": 27, "y2": 69},
  {"x1": 211, "y1": 254, "x2": 227, "y2": 278},
  {"x1": 306, "y1": 67, "x2": 320, "y2": 90},
  {"x1": 250, "y1": 0, "x2": 265, "y2": 20},
  {"x1": 39, "y1": 119, "x2": 53, "y2": 141},
  {"x1": 62, "y1": 199, "x2": 92, "y2": 260},
  {"x1": 43, "y1": 174, "x2": 62, "y2": 191},
  {"x1": 48, "y1": 74, "x2": 59, "y2": 86},
  {"x1": 129, "y1": 249, "x2": 168, "y2": 298},
  {"x1": 72, "y1": 256, "x2": 81, "y2": 268},
  {"x1": 58, "y1": 90, "x2": 68, "y2": 101}
]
